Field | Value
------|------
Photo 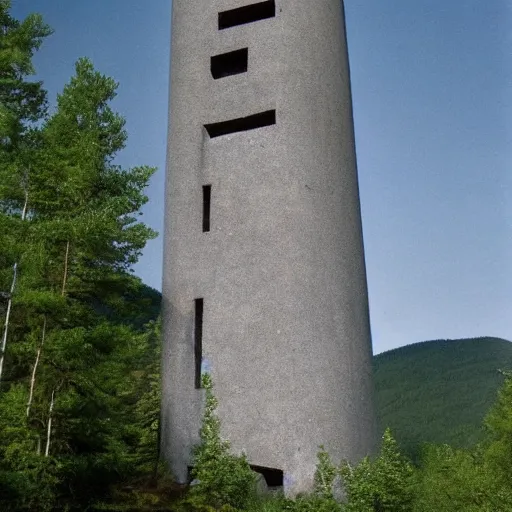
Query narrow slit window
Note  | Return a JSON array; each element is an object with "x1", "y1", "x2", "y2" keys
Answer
[
  {"x1": 211, "y1": 48, "x2": 248, "y2": 79},
  {"x1": 194, "y1": 298, "x2": 204, "y2": 389},
  {"x1": 202, "y1": 185, "x2": 211, "y2": 232},
  {"x1": 204, "y1": 110, "x2": 276, "y2": 138},
  {"x1": 219, "y1": 1, "x2": 275, "y2": 30}
]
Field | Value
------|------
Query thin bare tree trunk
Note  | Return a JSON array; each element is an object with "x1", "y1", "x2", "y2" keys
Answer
[
  {"x1": 20, "y1": 177, "x2": 28, "y2": 219},
  {"x1": 43, "y1": 208, "x2": 69, "y2": 456},
  {"x1": 151, "y1": 411, "x2": 162, "y2": 486},
  {"x1": 61, "y1": 241, "x2": 70, "y2": 296},
  {"x1": 0, "y1": 269, "x2": 16, "y2": 384},
  {"x1": 45, "y1": 388, "x2": 55, "y2": 457},
  {"x1": 41, "y1": 238, "x2": 69, "y2": 458},
  {"x1": 0, "y1": 185, "x2": 29, "y2": 384},
  {"x1": 27, "y1": 316, "x2": 46, "y2": 417},
  {"x1": 44, "y1": 230, "x2": 69, "y2": 457}
]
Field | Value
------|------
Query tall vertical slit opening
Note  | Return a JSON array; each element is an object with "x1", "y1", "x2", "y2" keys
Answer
[
  {"x1": 194, "y1": 298, "x2": 204, "y2": 389},
  {"x1": 202, "y1": 185, "x2": 211, "y2": 232}
]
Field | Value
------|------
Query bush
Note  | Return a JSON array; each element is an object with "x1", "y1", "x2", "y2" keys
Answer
[
  {"x1": 340, "y1": 428, "x2": 415, "y2": 512},
  {"x1": 181, "y1": 373, "x2": 257, "y2": 511}
]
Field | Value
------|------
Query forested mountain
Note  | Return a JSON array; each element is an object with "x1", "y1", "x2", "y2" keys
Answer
[{"x1": 374, "y1": 337, "x2": 512, "y2": 459}]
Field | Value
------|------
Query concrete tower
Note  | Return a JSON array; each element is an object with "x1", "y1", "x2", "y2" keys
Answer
[{"x1": 161, "y1": 0, "x2": 376, "y2": 496}]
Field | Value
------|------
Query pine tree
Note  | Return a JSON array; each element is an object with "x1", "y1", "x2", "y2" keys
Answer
[
  {"x1": 185, "y1": 373, "x2": 257, "y2": 510},
  {"x1": 0, "y1": 0, "x2": 51, "y2": 149},
  {"x1": 340, "y1": 428, "x2": 415, "y2": 512},
  {"x1": 0, "y1": 0, "x2": 52, "y2": 385},
  {"x1": 0, "y1": 28, "x2": 158, "y2": 507},
  {"x1": 19, "y1": 57, "x2": 156, "y2": 507}
]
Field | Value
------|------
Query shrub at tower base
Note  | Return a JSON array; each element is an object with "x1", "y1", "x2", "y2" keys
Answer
[
  {"x1": 179, "y1": 371, "x2": 512, "y2": 512},
  {"x1": 178, "y1": 373, "x2": 258, "y2": 511},
  {"x1": 178, "y1": 373, "x2": 414, "y2": 512}
]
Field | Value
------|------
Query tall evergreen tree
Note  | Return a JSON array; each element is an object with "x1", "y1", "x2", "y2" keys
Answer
[
  {"x1": 0, "y1": 6, "x2": 159, "y2": 504},
  {"x1": 340, "y1": 428, "x2": 415, "y2": 512},
  {"x1": 0, "y1": 0, "x2": 51, "y2": 148},
  {"x1": 0, "y1": 0, "x2": 52, "y2": 385}
]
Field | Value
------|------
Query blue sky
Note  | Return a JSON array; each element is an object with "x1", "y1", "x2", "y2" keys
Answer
[{"x1": 11, "y1": 1, "x2": 511, "y2": 354}]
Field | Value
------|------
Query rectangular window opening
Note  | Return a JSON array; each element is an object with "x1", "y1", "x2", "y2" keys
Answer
[
  {"x1": 202, "y1": 185, "x2": 211, "y2": 232},
  {"x1": 250, "y1": 465, "x2": 284, "y2": 488},
  {"x1": 204, "y1": 110, "x2": 276, "y2": 138},
  {"x1": 211, "y1": 48, "x2": 248, "y2": 79},
  {"x1": 194, "y1": 298, "x2": 204, "y2": 389},
  {"x1": 219, "y1": 0, "x2": 275, "y2": 30}
]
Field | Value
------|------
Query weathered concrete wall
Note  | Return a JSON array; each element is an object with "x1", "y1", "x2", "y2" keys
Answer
[{"x1": 161, "y1": 0, "x2": 376, "y2": 496}]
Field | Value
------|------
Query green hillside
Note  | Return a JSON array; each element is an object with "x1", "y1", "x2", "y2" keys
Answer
[{"x1": 374, "y1": 336, "x2": 512, "y2": 460}]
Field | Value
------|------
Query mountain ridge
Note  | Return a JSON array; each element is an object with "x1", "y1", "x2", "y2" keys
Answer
[{"x1": 373, "y1": 336, "x2": 512, "y2": 459}]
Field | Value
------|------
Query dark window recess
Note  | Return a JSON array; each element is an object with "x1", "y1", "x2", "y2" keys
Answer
[
  {"x1": 219, "y1": 0, "x2": 275, "y2": 30},
  {"x1": 211, "y1": 48, "x2": 248, "y2": 79},
  {"x1": 250, "y1": 465, "x2": 284, "y2": 488},
  {"x1": 204, "y1": 110, "x2": 276, "y2": 138},
  {"x1": 202, "y1": 185, "x2": 211, "y2": 232},
  {"x1": 194, "y1": 298, "x2": 204, "y2": 389}
]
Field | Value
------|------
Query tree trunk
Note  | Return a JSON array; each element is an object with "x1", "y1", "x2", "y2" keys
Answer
[
  {"x1": 0, "y1": 268, "x2": 16, "y2": 385},
  {"x1": 61, "y1": 240, "x2": 70, "y2": 296},
  {"x1": 45, "y1": 388, "x2": 55, "y2": 457},
  {"x1": 27, "y1": 316, "x2": 46, "y2": 417},
  {"x1": 151, "y1": 411, "x2": 162, "y2": 486},
  {"x1": 0, "y1": 185, "x2": 29, "y2": 384}
]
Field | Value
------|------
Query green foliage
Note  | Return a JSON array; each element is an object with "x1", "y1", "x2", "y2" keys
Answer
[
  {"x1": 0, "y1": 3, "x2": 160, "y2": 510},
  {"x1": 374, "y1": 337, "x2": 512, "y2": 459},
  {"x1": 183, "y1": 373, "x2": 257, "y2": 511},
  {"x1": 340, "y1": 428, "x2": 415, "y2": 512},
  {"x1": 127, "y1": 318, "x2": 162, "y2": 476},
  {"x1": 313, "y1": 445, "x2": 338, "y2": 500},
  {"x1": 244, "y1": 496, "x2": 291, "y2": 512},
  {"x1": 339, "y1": 456, "x2": 374, "y2": 511},
  {"x1": 0, "y1": 386, "x2": 60, "y2": 511},
  {"x1": 256, "y1": 447, "x2": 344, "y2": 512},
  {"x1": 413, "y1": 443, "x2": 511, "y2": 512},
  {"x1": 483, "y1": 370, "x2": 512, "y2": 487},
  {"x1": 284, "y1": 496, "x2": 342, "y2": 512},
  {"x1": 0, "y1": 0, "x2": 52, "y2": 148}
]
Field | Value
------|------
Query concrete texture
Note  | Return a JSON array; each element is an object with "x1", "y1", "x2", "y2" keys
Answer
[{"x1": 161, "y1": 0, "x2": 377, "y2": 497}]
